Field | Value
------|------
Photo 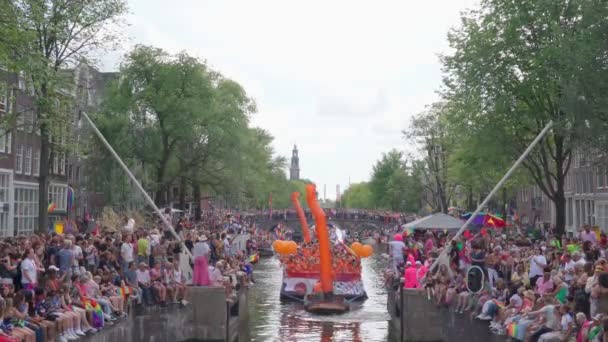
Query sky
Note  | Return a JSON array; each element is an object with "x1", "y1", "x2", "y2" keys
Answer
[{"x1": 101, "y1": 0, "x2": 479, "y2": 200}]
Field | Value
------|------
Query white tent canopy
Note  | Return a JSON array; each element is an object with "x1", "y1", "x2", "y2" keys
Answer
[{"x1": 402, "y1": 213, "x2": 464, "y2": 230}]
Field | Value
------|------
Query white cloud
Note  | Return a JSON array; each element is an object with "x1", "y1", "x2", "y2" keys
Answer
[{"x1": 102, "y1": 0, "x2": 479, "y2": 194}]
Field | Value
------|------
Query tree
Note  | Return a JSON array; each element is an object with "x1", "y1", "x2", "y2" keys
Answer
[
  {"x1": 368, "y1": 149, "x2": 421, "y2": 212},
  {"x1": 106, "y1": 46, "x2": 215, "y2": 206},
  {"x1": 342, "y1": 182, "x2": 373, "y2": 209},
  {"x1": 442, "y1": 0, "x2": 608, "y2": 236},
  {"x1": 0, "y1": 0, "x2": 127, "y2": 232},
  {"x1": 404, "y1": 103, "x2": 456, "y2": 213}
]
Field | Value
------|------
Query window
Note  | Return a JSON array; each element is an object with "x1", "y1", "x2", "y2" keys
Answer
[
  {"x1": 14, "y1": 185, "x2": 38, "y2": 236},
  {"x1": 0, "y1": 172, "x2": 10, "y2": 237},
  {"x1": 67, "y1": 164, "x2": 73, "y2": 182},
  {"x1": 17, "y1": 71, "x2": 25, "y2": 90},
  {"x1": 32, "y1": 151, "x2": 39, "y2": 176},
  {"x1": 15, "y1": 144, "x2": 23, "y2": 174},
  {"x1": 0, "y1": 82, "x2": 6, "y2": 113},
  {"x1": 598, "y1": 203, "x2": 608, "y2": 233},
  {"x1": 52, "y1": 153, "x2": 58, "y2": 174},
  {"x1": 48, "y1": 184, "x2": 67, "y2": 212},
  {"x1": 522, "y1": 189, "x2": 528, "y2": 202},
  {"x1": 59, "y1": 152, "x2": 65, "y2": 175},
  {"x1": 23, "y1": 146, "x2": 32, "y2": 175},
  {"x1": 24, "y1": 111, "x2": 34, "y2": 133},
  {"x1": 0, "y1": 130, "x2": 6, "y2": 153},
  {"x1": 567, "y1": 198, "x2": 573, "y2": 226}
]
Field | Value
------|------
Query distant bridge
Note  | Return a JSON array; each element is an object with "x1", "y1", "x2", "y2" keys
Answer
[{"x1": 252, "y1": 217, "x2": 394, "y2": 232}]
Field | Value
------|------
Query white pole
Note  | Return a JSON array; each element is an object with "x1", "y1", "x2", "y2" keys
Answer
[
  {"x1": 426, "y1": 120, "x2": 553, "y2": 274},
  {"x1": 81, "y1": 112, "x2": 192, "y2": 258}
]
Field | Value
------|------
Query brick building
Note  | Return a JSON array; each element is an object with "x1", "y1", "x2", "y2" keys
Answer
[
  {"x1": 516, "y1": 150, "x2": 608, "y2": 234},
  {"x1": 0, "y1": 69, "x2": 69, "y2": 236}
]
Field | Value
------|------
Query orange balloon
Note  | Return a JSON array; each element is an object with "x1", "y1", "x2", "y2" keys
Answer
[
  {"x1": 275, "y1": 240, "x2": 288, "y2": 254},
  {"x1": 351, "y1": 242, "x2": 362, "y2": 255},
  {"x1": 272, "y1": 240, "x2": 282, "y2": 252},
  {"x1": 285, "y1": 241, "x2": 298, "y2": 255},
  {"x1": 360, "y1": 245, "x2": 373, "y2": 258}
]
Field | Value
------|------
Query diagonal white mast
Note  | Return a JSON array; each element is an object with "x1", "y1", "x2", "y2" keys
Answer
[
  {"x1": 81, "y1": 111, "x2": 193, "y2": 259},
  {"x1": 426, "y1": 120, "x2": 554, "y2": 274}
]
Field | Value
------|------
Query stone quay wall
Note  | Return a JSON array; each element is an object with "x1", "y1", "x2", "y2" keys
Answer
[
  {"x1": 388, "y1": 288, "x2": 509, "y2": 342},
  {"x1": 83, "y1": 286, "x2": 249, "y2": 342}
]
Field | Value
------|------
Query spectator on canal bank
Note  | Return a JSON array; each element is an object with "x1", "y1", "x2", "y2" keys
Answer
[{"x1": 388, "y1": 223, "x2": 608, "y2": 341}]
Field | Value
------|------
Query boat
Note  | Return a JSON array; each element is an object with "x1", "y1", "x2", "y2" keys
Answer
[
  {"x1": 303, "y1": 293, "x2": 349, "y2": 315},
  {"x1": 280, "y1": 269, "x2": 368, "y2": 302}
]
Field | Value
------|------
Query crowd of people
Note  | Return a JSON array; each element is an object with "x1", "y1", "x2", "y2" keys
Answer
[
  {"x1": 253, "y1": 209, "x2": 412, "y2": 225},
  {"x1": 278, "y1": 242, "x2": 362, "y2": 275},
  {"x1": 0, "y1": 207, "x2": 262, "y2": 342},
  {"x1": 390, "y1": 224, "x2": 608, "y2": 341}
]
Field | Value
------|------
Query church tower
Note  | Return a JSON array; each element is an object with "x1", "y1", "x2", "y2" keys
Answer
[{"x1": 290, "y1": 145, "x2": 300, "y2": 180}]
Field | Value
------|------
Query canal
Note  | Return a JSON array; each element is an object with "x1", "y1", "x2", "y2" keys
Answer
[{"x1": 248, "y1": 247, "x2": 391, "y2": 341}]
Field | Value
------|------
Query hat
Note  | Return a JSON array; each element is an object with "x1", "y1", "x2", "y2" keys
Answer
[
  {"x1": 415, "y1": 261, "x2": 422, "y2": 266},
  {"x1": 198, "y1": 235, "x2": 208, "y2": 242},
  {"x1": 48, "y1": 265, "x2": 59, "y2": 272},
  {"x1": 406, "y1": 261, "x2": 412, "y2": 266},
  {"x1": 138, "y1": 262, "x2": 148, "y2": 268}
]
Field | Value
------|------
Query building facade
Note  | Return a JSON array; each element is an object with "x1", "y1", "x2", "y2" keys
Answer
[
  {"x1": 516, "y1": 150, "x2": 608, "y2": 234},
  {"x1": 0, "y1": 69, "x2": 69, "y2": 236}
]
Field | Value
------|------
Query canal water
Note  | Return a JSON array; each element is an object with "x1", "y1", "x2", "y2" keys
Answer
[{"x1": 249, "y1": 247, "x2": 391, "y2": 342}]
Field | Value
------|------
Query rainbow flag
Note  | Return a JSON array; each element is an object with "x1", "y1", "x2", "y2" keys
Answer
[
  {"x1": 491, "y1": 299, "x2": 505, "y2": 309},
  {"x1": 118, "y1": 286, "x2": 131, "y2": 299},
  {"x1": 47, "y1": 202, "x2": 57, "y2": 213},
  {"x1": 83, "y1": 298, "x2": 104, "y2": 328},
  {"x1": 248, "y1": 254, "x2": 259, "y2": 264},
  {"x1": 507, "y1": 322, "x2": 517, "y2": 338}
]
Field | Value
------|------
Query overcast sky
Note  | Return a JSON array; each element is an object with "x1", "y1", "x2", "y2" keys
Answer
[{"x1": 102, "y1": 0, "x2": 479, "y2": 200}]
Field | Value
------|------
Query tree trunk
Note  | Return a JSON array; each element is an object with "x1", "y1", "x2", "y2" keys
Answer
[
  {"x1": 154, "y1": 148, "x2": 171, "y2": 207},
  {"x1": 554, "y1": 191, "x2": 566, "y2": 238},
  {"x1": 178, "y1": 176, "x2": 186, "y2": 210},
  {"x1": 466, "y1": 187, "x2": 474, "y2": 211},
  {"x1": 38, "y1": 117, "x2": 50, "y2": 234},
  {"x1": 193, "y1": 184, "x2": 201, "y2": 222},
  {"x1": 502, "y1": 187, "x2": 508, "y2": 219}
]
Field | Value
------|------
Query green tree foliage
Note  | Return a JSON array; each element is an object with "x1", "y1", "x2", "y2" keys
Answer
[
  {"x1": 90, "y1": 46, "x2": 299, "y2": 216},
  {"x1": 0, "y1": 0, "x2": 128, "y2": 232},
  {"x1": 341, "y1": 182, "x2": 373, "y2": 209},
  {"x1": 442, "y1": 0, "x2": 608, "y2": 235},
  {"x1": 368, "y1": 149, "x2": 421, "y2": 212}
]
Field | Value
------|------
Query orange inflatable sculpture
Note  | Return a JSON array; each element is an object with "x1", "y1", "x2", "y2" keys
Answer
[
  {"x1": 305, "y1": 184, "x2": 333, "y2": 294},
  {"x1": 291, "y1": 192, "x2": 311, "y2": 243}
]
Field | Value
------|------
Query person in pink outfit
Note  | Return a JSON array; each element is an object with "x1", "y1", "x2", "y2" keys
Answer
[
  {"x1": 192, "y1": 235, "x2": 211, "y2": 286},
  {"x1": 404, "y1": 262, "x2": 420, "y2": 289}
]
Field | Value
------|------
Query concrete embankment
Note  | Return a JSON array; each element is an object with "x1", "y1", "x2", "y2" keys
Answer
[
  {"x1": 83, "y1": 286, "x2": 249, "y2": 342},
  {"x1": 388, "y1": 288, "x2": 509, "y2": 342}
]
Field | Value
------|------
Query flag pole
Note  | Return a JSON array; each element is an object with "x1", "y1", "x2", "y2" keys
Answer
[
  {"x1": 81, "y1": 112, "x2": 192, "y2": 259},
  {"x1": 425, "y1": 120, "x2": 554, "y2": 275}
]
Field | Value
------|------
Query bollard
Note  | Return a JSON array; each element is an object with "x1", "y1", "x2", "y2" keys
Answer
[{"x1": 400, "y1": 277, "x2": 404, "y2": 342}]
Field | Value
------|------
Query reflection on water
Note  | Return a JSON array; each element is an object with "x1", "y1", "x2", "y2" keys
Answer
[{"x1": 249, "y1": 247, "x2": 390, "y2": 342}]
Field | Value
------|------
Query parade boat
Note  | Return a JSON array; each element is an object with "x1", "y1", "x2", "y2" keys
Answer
[
  {"x1": 280, "y1": 266, "x2": 368, "y2": 302},
  {"x1": 279, "y1": 224, "x2": 368, "y2": 302},
  {"x1": 274, "y1": 188, "x2": 373, "y2": 310}
]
